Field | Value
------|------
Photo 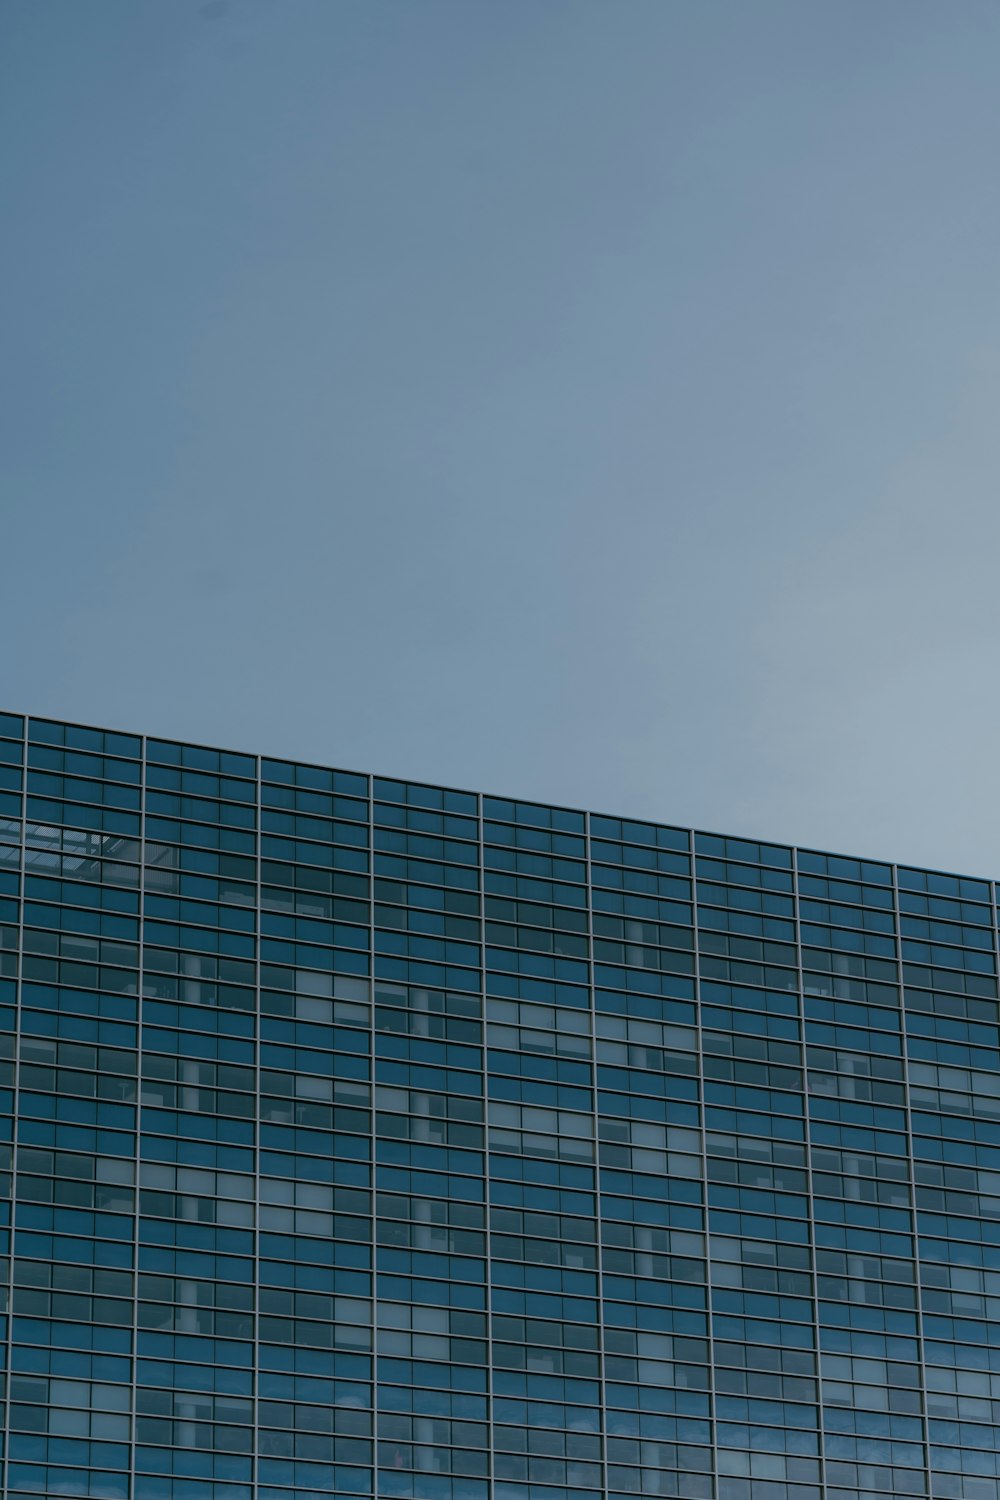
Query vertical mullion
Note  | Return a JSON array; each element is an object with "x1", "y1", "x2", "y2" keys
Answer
[
  {"x1": 368, "y1": 774, "x2": 377, "y2": 1500},
  {"x1": 583, "y1": 812, "x2": 609, "y2": 1500},
  {"x1": 478, "y1": 794, "x2": 495, "y2": 1500},
  {"x1": 128, "y1": 735, "x2": 146, "y2": 1500},
  {"x1": 896, "y1": 864, "x2": 938, "y2": 1500},
  {"x1": 690, "y1": 831, "x2": 719, "y2": 1496},
  {"x1": 791, "y1": 848, "x2": 828, "y2": 1499},
  {"x1": 1, "y1": 713, "x2": 28, "y2": 1499},
  {"x1": 252, "y1": 751, "x2": 262, "y2": 1498}
]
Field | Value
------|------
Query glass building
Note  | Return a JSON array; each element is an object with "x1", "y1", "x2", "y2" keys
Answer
[{"x1": 0, "y1": 710, "x2": 996, "y2": 1500}]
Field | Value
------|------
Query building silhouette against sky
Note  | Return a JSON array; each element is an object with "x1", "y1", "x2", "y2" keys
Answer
[{"x1": 0, "y1": 710, "x2": 995, "y2": 1500}]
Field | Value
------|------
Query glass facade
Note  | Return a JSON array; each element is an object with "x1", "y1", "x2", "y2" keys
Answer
[{"x1": 0, "y1": 710, "x2": 997, "y2": 1500}]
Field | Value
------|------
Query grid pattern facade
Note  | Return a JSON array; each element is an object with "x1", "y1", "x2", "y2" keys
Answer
[{"x1": 0, "y1": 711, "x2": 996, "y2": 1500}]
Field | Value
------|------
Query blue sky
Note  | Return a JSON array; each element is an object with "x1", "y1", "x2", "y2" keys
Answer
[{"x1": 3, "y1": 0, "x2": 1000, "y2": 875}]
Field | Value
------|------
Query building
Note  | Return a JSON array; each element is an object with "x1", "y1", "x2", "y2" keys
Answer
[{"x1": 0, "y1": 709, "x2": 995, "y2": 1500}]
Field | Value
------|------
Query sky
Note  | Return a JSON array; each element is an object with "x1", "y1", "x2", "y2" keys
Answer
[{"x1": 3, "y1": 0, "x2": 1000, "y2": 878}]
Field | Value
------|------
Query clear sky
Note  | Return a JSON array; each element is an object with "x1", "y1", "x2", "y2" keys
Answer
[{"x1": 3, "y1": 0, "x2": 1000, "y2": 877}]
